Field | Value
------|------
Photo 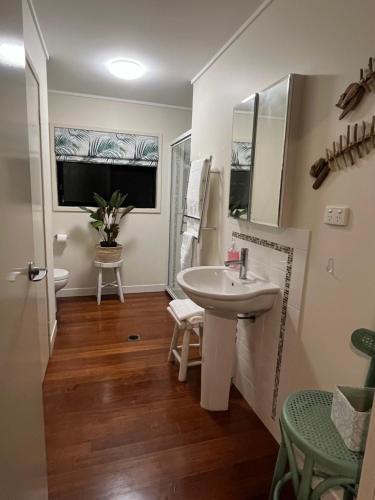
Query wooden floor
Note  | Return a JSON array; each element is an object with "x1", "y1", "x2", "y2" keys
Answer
[{"x1": 43, "y1": 292, "x2": 279, "y2": 500}]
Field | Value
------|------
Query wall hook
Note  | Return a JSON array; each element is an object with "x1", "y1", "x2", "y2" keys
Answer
[{"x1": 326, "y1": 257, "x2": 334, "y2": 275}]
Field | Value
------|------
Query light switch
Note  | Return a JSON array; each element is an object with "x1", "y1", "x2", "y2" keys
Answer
[{"x1": 324, "y1": 206, "x2": 350, "y2": 226}]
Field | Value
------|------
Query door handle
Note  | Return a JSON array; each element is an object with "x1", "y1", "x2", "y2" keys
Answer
[{"x1": 28, "y1": 262, "x2": 48, "y2": 282}]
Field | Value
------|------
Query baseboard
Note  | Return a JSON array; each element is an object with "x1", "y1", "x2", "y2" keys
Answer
[
  {"x1": 57, "y1": 283, "x2": 166, "y2": 298},
  {"x1": 49, "y1": 319, "x2": 57, "y2": 354}
]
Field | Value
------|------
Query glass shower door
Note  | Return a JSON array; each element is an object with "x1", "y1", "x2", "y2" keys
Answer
[{"x1": 167, "y1": 133, "x2": 191, "y2": 298}]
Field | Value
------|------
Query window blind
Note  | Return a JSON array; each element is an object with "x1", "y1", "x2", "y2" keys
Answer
[{"x1": 54, "y1": 127, "x2": 159, "y2": 167}]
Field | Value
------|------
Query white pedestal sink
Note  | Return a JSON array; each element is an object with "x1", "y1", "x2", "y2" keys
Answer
[{"x1": 177, "y1": 266, "x2": 280, "y2": 411}]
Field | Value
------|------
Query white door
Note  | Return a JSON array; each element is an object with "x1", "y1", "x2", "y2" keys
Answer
[
  {"x1": 358, "y1": 404, "x2": 375, "y2": 499},
  {"x1": 0, "y1": 1, "x2": 48, "y2": 498},
  {"x1": 26, "y1": 60, "x2": 50, "y2": 376}
]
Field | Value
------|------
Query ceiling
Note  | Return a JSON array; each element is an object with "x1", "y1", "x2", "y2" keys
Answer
[{"x1": 33, "y1": 0, "x2": 263, "y2": 107}]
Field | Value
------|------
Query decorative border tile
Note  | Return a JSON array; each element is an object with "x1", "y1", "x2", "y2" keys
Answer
[{"x1": 232, "y1": 231, "x2": 294, "y2": 420}]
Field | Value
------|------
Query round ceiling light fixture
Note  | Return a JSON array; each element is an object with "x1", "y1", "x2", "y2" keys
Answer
[
  {"x1": 0, "y1": 43, "x2": 25, "y2": 68},
  {"x1": 107, "y1": 58, "x2": 146, "y2": 80}
]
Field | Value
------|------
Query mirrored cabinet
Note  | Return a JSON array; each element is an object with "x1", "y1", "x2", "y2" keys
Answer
[
  {"x1": 229, "y1": 94, "x2": 258, "y2": 220},
  {"x1": 228, "y1": 74, "x2": 303, "y2": 227}
]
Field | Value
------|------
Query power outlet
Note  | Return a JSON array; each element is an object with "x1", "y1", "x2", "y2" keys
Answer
[{"x1": 324, "y1": 206, "x2": 350, "y2": 226}]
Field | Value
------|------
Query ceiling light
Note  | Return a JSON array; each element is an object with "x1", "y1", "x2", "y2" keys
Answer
[
  {"x1": 107, "y1": 58, "x2": 146, "y2": 80},
  {"x1": 0, "y1": 43, "x2": 25, "y2": 68}
]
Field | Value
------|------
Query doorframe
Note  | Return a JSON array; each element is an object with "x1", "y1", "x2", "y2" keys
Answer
[
  {"x1": 25, "y1": 53, "x2": 52, "y2": 357},
  {"x1": 358, "y1": 402, "x2": 375, "y2": 499}
]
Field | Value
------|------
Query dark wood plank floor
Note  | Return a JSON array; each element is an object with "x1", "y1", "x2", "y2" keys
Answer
[{"x1": 43, "y1": 292, "x2": 279, "y2": 500}]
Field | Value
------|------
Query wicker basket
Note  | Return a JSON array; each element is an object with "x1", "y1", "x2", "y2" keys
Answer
[
  {"x1": 331, "y1": 385, "x2": 374, "y2": 451},
  {"x1": 95, "y1": 244, "x2": 123, "y2": 263}
]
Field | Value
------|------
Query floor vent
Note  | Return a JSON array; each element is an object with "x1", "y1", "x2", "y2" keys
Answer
[{"x1": 127, "y1": 334, "x2": 141, "y2": 342}]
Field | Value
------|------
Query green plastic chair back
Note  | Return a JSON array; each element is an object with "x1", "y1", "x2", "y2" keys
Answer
[{"x1": 351, "y1": 328, "x2": 375, "y2": 387}]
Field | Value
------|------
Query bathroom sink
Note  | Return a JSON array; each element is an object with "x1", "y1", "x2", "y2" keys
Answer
[
  {"x1": 177, "y1": 266, "x2": 280, "y2": 411},
  {"x1": 177, "y1": 266, "x2": 279, "y2": 316}
]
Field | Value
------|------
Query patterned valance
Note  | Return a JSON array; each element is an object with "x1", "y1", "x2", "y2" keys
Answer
[
  {"x1": 231, "y1": 141, "x2": 252, "y2": 167},
  {"x1": 54, "y1": 127, "x2": 159, "y2": 167}
]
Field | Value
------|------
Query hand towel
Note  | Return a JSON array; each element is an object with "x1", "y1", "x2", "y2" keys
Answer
[
  {"x1": 169, "y1": 298, "x2": 204, "y2": 321},
  {"x1": 186, "y1": 158, "x2": 210, "y2": 219},
  {"x1": 180, "y1": 232, "x2": 195, "y2": 270},
  {"x1": 186, "y1": 218, "x2": 200, "y2": 239}
]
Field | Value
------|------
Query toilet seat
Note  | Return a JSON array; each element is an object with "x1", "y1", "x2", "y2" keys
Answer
[{"x1": 54, "y1": 268, "x2": 69, "y2": 281}]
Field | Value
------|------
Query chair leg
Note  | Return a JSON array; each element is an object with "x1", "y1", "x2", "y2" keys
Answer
[
  {"x1": 297, "y1": 455, "x2": 313, "y2": 500},
  {"x1": 269, "y1": 438, "x2": 288, "y2": 500},
  {"x1": 282, "y1": 424, "x2": 300, "y2": 496},
  {"x1": 342, "y1": 487, "x2": 355, "y2": 500},
  {"x1": 115, "y1": 267, "x2": 124, "y2": 303},
  {"x1": 168, "y1": 324, "x2": 179, "y2": 362},
  {"x1": 97, "y1": 268, "x2": 102, "y2": 305},
  {"x1": 178, "y1": 329, "x2": 191, "y2": 382},
  {"x1": 310, "y1": 477, "x2": 355, "y2": 500}
]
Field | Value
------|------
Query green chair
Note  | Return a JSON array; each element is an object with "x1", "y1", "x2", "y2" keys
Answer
[
  {"x1": 269, "y1": 390, "x2": 363, "y2": 499},
  {"x1": 270, "y1": 329, "x2": 375, "y2": 499},
  {"x1": 351, "y1": 328, "x2": 375, "y2": 387}
]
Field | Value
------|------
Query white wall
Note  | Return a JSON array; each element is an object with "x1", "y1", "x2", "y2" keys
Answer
[
  {"x1": 191, "y1": 0, "x2": 375, "y2": 437},
  {"x1": 48, "y1": 92, "x2": 191, "y2": 295},
  {"x1": 23, "y1": 0, "x2": 56, "y2": 348}
]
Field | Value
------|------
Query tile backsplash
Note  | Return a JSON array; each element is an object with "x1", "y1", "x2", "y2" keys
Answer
[{"x1": 231, "y1": 226, "x2": 310, "y2": 438}]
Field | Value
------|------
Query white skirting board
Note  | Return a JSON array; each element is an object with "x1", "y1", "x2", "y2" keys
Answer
[{"x1": 57, "y1": 283, "x2": 166, "y2": 298}]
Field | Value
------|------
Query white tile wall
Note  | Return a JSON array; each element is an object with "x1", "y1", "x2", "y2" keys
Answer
[{"x1": 231, "y1": 226, "x2": 310, "y2": 439}]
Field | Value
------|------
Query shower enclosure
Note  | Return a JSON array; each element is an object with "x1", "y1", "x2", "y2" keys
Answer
[{"x1": 167, "y1": 130, "x2": 191, "y2": 298}]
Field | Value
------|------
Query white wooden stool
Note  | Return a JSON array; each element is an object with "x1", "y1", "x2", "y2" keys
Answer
[
  {"x1": 94, "y1": 260, "x2": 124, "y2": 305},
  {"x1": 167, "y1": 299, "x2": 204, "y2": 382}
]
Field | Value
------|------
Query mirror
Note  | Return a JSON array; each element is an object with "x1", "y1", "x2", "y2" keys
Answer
[
  {"x1": 228, "y1": 94, "x2": 258, "y2": 220},
  {"x1": 250, "y1": 75, "x2": 291, "y2": 226}
]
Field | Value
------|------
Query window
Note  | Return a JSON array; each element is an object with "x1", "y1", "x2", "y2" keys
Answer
[
  {"x1": 53, "y1": 126, "x2": 160, "y2": 210},
  {"x1": 57, "y1": 161, "x2": 156, "y2": 208}
]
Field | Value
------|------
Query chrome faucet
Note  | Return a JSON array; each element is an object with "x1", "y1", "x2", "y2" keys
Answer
[{"x1": 224, "y1": 247, "x2": 249, "y2": 279}]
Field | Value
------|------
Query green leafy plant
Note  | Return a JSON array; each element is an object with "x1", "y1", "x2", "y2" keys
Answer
[{"x1": 80, "y1": 190, "x2": 134, "y2": 247}]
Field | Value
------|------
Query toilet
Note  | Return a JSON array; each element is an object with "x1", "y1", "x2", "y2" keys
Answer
[{"x1": 54, "y1": 268, "x2": 69, "y2": 293}]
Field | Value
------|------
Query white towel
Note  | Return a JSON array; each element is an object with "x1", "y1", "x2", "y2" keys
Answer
[
  {"x1": 186, "y1": 218, "x2": 200, "y2": 239},
  {"x1": 169, "y1": 298, "x2": 204, "y2": 321},
  {"x1": 186, "y1": 158, "x2": 210, "y2": 220},
  {"x1": 180, "y1": 232, "x2": 195, "y2": 270}
]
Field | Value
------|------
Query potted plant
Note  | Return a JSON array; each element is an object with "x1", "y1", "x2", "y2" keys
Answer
[{"x1": 81, "y1": 190, "x2": 134, "y2": 263}]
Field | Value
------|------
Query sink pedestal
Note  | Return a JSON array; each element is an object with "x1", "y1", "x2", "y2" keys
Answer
[{"x1": 200, "y1": 310, "x2": 237, "y2": 411}]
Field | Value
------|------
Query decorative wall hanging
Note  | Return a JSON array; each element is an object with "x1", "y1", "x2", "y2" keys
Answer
[
  {"x1": 310, "y1": 116, "x2": 375, "y2": 189},
  {"x1": 336, "y1": 57, "x2": 375, "y2": 119},
  {"x1": 54, "y1": 127, "x2": 159, "y2": 167}
]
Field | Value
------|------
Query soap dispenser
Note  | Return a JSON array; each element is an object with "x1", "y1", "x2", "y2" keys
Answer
[{"x1": 227, "y1": 238, "x2": 240, "y2": 269}]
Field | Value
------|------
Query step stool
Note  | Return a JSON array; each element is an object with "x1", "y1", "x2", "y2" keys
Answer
[{"x1": 167, "y1": 299, "x2": 204, "y2": 382}]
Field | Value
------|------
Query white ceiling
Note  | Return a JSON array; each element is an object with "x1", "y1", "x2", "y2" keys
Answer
[{"x1": 33, "y1": 0, "x2": 263, "y2": 107}]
